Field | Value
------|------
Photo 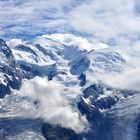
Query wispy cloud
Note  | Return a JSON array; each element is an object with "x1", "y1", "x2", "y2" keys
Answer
[
  {"x1": 0, "y1": 0, "x2": 74, "y2": 38},
  {"x1": 0, "y1": 0, "x2": 140, "y2": 46},
  {"x1": 102, "y1": 44, "x2": 140, "y2": 90},
  {"x1": 70, "y1": 0, "x2": 140, "y2": 46}
]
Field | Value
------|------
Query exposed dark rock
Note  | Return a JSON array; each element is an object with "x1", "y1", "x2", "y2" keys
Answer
[
  {"x1": 0, "y1": 39, "x2": 22, "y2": 98},
  {"x1": 42, "y1": 123, "x2": 82, "y2": 140},
  {"x1": 78, "y1": 73, "x2": 86, "y2": 86}
]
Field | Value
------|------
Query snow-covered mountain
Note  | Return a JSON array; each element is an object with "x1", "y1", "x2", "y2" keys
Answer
[
  {"x1": 0, "y1": 34, "x2": 140, "y2": 140},
  {"x1": 0, "y1": 39, "x2": 22, "y2": 98}
]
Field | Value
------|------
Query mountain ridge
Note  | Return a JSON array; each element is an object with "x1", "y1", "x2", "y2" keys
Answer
[{"x1": 0, "y1": 34, "x2": 140, "y2": 140}]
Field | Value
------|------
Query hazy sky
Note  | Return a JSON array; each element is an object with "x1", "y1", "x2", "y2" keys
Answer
[{"x1": 0, "y1": 0, "x2": 140, "y2": 46}]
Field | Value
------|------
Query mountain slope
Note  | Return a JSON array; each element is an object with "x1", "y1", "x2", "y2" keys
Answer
[
  {"x1": 0, "y1": 39, "x2": 22, "y2": 98},
  {"x1": 0, "y1": 34, "x2": 140, "y2": 140}
]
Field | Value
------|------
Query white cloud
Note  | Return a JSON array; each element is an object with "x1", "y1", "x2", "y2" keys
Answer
[
  {"x1": 0, "y1": 0, "x2": 140, "y2": 47},
  {"x1": 18, "y1": 76, "x2": 89, "y2": 133},
  {"x1": 42, "y1": 33, "x2": 93, "y2": 51},
  {"x1": 0, "y1": 0, "x2": 74, "y2": 38},
  {"x1": 7, "y1": 38, "x2": 23, "y2": 48},
  {"x1": 70, "y1": 0, "x2": 140, "y2": 45},
  {"x1": 97, "y1": 45, "x2": 140, "y2": 90}
]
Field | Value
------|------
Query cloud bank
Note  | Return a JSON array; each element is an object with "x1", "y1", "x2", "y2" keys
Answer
[
  {"x1": 98, "y1": 45, "x2": 140, "y2": 91},
  {"x1": 0, "y1": 0, "x2": 140, "y2": 46},
  {"x1": 18, "y1": 77, "x2": 89, "y2": 133},
  {"x1": 70, "y1": 0, "x2": 140, "y2": 45}
]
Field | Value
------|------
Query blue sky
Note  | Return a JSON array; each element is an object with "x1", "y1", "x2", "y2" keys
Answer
[{"x1": 0, "y1": 0, "x2": 140, "y2": 46}]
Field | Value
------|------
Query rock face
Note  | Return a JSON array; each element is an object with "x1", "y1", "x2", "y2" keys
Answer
[
  {"x1": 0, "y1": 39, "x2": 22, "y2": 98},
  {"x1": 78, "y1": 82, "x2": 138, "y2": 140},
  {"x1": 80, "y1": 83, "x2": 137, "y2": 111},
  {"x1": 137, "y1": 120, "x2": 140, "y2": 140},
  {"x1": 0, "y1": 117, "x2": 45, "y2": 140},
  {"x1": 42, "y1": 123, "x2": 82, "y2": 140}
]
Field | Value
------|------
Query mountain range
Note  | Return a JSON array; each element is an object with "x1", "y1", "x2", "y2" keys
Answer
[{"x1": 0, "y1": 34, "x2": 140, "y2": 140}]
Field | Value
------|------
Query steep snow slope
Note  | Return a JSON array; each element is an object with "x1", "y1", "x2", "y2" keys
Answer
[
  {"x1": 0, "y1": 34, "x2": 140, "y2": 140},
  {"x1": 70, "y1": 49, "x2": 126, "y2": 75}
]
